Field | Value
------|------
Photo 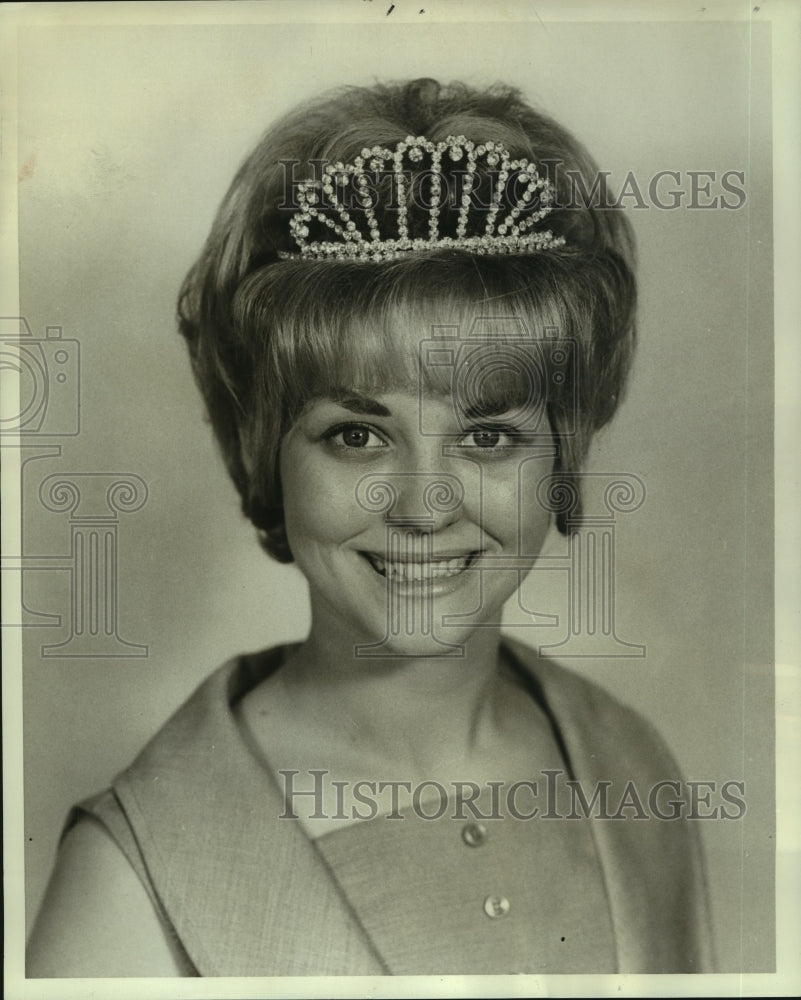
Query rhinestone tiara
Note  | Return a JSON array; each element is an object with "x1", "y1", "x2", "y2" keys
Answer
[{"x1": 278, "y1": 134, "x2": 566, "y2": 262}]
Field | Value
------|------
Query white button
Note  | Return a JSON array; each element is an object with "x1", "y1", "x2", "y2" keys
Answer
[
  {"x1": 483, "y1": 894, "x2": 511, "y2": 919},
  {"x1": 462, "y1": 822, "x2": 487, "y2": 847}
]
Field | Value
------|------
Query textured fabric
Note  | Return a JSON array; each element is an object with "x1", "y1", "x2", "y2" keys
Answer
[
  {"x1": 508, "y1": 641, "x2": 716, "y2": 974},
  {"x1": 69, "y1": 639, "x2": 716, "y2": 975},
  {"x1": 314, "y1": 792, "x2": 617, "y2": 974}
]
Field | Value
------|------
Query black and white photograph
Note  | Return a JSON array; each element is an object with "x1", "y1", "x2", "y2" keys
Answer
[{"x1": 2, "y1": 1, "x2": 799, "y2": 997}]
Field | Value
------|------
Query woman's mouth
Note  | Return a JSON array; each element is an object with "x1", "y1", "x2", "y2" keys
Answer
[{"x1": 360, "y1": 551, "x2": 480, "y2": 582}]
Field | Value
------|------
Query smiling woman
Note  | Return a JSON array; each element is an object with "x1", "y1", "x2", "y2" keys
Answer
[{"x1": 26, "y1": 77, "x2": 714, "y2": 977}]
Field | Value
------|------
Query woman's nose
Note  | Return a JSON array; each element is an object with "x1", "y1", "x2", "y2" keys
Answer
[{"x1": 355, "y1": 470, "x2": 466, "y2": 529}]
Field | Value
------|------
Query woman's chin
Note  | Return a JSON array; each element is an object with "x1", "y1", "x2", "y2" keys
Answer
[
  {"x1": 309, "y1": 579, "x2": 511, "y2": 661},
  {"x1": 344, "y1": 615, "x2": 501, "y2": 661}
]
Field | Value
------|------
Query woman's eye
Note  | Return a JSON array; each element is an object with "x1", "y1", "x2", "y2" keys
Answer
[
  {"x1": 324, "y1": 423, "x2": 387, "y2": 450},
  {"x1": 341, "y1": 427, "x2": 375, "y2": 448},
  {"x1": 459, "y1": 427, "x2": 516, "y2": 450},
  {"x1": 468, "y1": 429, "x2": 502, "y2": 448}
]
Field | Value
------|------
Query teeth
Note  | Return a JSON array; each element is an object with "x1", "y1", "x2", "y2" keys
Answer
[{"x1": 364, "y1": 553, "x2": 475, "y2": 581}]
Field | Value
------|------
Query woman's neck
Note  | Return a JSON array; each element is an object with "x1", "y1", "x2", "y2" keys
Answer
[
  {"x1": 279, "y1": 622, "x2": 507, "y2": 780},
  {"x1": 237, "y1": 623, "x2": 550, "y2": 837}
]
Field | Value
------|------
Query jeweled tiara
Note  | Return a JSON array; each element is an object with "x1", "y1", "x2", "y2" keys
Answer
[{"x1": 278, "y1": 134, "x2": 566, "y2": 262}]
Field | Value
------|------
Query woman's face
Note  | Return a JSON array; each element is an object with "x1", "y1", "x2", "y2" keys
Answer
[{"x1": 279, "y1": 324, "x2": 556, "y2": 657}]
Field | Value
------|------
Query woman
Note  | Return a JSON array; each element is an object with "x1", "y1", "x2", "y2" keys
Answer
[{"x1": 27, "y1": 77, "x2": 714, "y2": 977}]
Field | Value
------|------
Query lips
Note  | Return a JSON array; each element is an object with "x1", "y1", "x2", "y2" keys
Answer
[{"x1": 361, "y1": 551, "x2": 480, "y2": 582}]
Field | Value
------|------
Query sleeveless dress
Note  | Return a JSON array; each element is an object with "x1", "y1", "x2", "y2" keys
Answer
[{"x1": 66, "y1": 639, "x2": 715, "y2": 975}]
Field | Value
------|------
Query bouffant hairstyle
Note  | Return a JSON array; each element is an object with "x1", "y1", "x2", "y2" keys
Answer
[{"x1": 178, "y1": 78, "x2": 636, "y2": 562}]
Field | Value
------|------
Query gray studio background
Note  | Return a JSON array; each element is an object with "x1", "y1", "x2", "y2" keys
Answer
[{"x1": 16, "y1": 18, "x2": 773, "y2": 971}]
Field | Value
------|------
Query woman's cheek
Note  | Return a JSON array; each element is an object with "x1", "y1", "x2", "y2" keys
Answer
[
  {"x1": 284, "y1": 455, "x2": 364, "y2": 540},
  {"x1": 519, "y1": 460, "x2": 556, "y2": 555},
  {"x1": 481, "y1": 459, "x2": 553, "y2": 551},
  {"x1": 477, "y1": 467, "x2": 528, "y2": 526}
]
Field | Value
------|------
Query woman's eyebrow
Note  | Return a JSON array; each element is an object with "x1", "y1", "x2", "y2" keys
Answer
[{"x1": 328, "y1": 391, "x2": 391, "y2": 417}]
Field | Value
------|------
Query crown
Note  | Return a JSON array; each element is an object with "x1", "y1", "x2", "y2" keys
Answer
[{"x1": 278, "y1": 134, "x2": 566, "y2": 262}]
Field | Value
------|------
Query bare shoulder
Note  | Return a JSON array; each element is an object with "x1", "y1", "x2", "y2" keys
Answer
[{"x1": 27, "y1": 817, "x2": 193, "y2": 978}]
